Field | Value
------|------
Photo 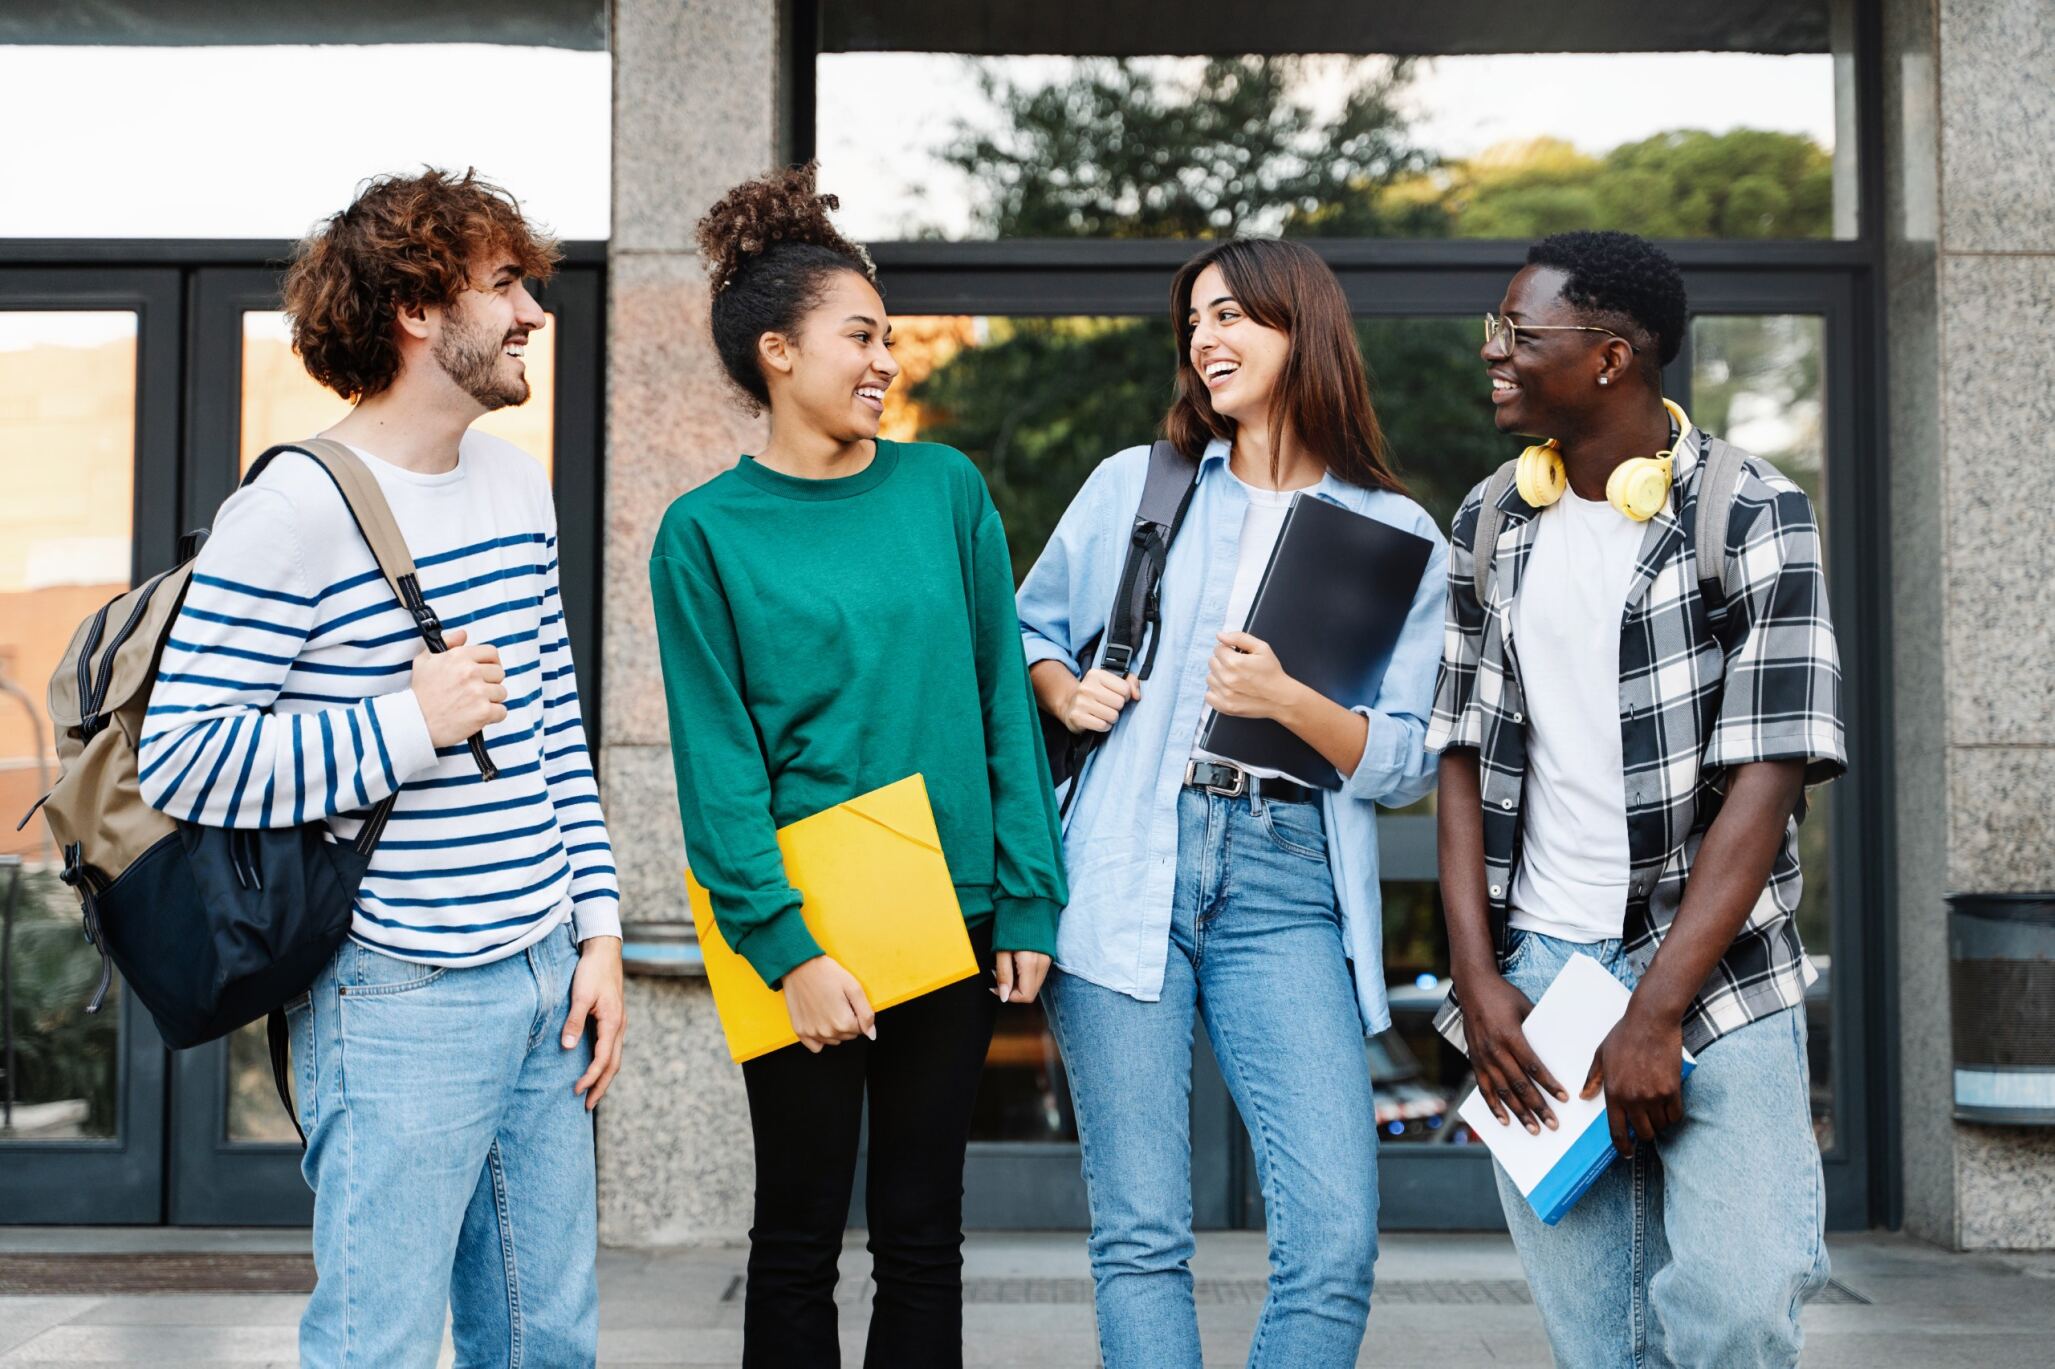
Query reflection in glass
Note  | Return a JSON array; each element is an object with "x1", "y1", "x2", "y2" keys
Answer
[
  {"x1": 225, "y1": 1017, "x2": 298, "y2": 1144},
  {"x1": 1692, "y1": 313, "x2": 1833, "y2": 1149},
  {"x1": 0, "y1": 310, "x2": 137, "y2": 1141},
  {"x1": 238, "y1": 311, "x2": 557, "y2": 478},
  {"x1": 972, "y1": 1001, "x2": 1074, "y2": 1143},
  {"x1": 1, "y1": 865, "x2": 121, "y2": 1140},
  {"x1": 819, "y1": 52, "x2": 1845, "y2": 242}
]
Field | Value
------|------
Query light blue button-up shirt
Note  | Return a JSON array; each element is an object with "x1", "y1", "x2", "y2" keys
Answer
[{"x1": 1016, "y1": 438, "x2": 1450, "y2": 1034}]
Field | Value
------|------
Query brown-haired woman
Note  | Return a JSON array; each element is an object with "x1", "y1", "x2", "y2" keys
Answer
[
  {"x1": 1015, "y1": 237, "x2": 1450, "y2": 1367},
  {"x1": 648, "y1": 164, "x2": 1067, "y2": 1367}
]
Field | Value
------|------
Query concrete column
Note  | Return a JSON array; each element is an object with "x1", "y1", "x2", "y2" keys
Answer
[
  {"x1": 1885, "y1": 0, "x2": 2055, "y2": 1250},
  {"x1": 597, "y1": 0, "x2": 786, "y2": 1245}
]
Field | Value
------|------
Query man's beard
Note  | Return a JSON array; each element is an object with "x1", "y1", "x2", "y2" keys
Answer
[{"x1": 433, "y1": 314, "x2": 528, "y2": 411}]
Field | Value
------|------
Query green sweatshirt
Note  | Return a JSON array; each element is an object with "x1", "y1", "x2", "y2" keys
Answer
[{"x1": 649, "y1": 439, "x2": 1068, "y2": 988}]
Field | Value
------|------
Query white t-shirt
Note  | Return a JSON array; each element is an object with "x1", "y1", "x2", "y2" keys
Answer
[
  {"x1": 1506, "y1": 489, "x2": 1647, "y2": 943},
  {"x1": 1191, "y1": 473, "x2": 1317, "y2": 786}
]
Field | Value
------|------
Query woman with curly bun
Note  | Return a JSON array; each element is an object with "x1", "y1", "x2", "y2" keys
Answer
[{"x1": 648, "y1": 163, "x2": 1067, "y2": 1368}]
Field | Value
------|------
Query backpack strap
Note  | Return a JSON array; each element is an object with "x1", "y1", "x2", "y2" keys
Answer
[
  {"x1": 1470, "y1": 459, "x2": 1520, "y2": 610},
  {"x1": 1096, "y1": 439, "x2": 1200, "y2": 679},
  {"x1": 1692, "y1": 431, "x2": 1748, "y2": 614},
  {"x1": 244, "y1": 441, "x2": 498, "y2": 784}
]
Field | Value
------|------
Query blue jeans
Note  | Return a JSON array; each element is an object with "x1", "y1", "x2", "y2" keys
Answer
[
  {"x1": 1492, "y1": 928, "x2": 1829, "y2": 1369},
  {"x1": 1048, "y1": 787, "x2": 1378, "y2": 1369},
  {"x1": 286, "y1": 918, "x2": 599, "y2": 1368}
]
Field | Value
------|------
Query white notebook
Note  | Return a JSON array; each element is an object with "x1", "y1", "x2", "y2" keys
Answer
[{"x1": 1457, "y1": 952, "x2": 1695, "y2": 1225}]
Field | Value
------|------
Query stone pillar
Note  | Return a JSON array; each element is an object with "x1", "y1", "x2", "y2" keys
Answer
[
  {"x1": 1884, "y1": 0, "x2": 2055, "y2": 1250},
  {"x1": 597, "y1": 0, "x2": 785, "y2": 1246}
]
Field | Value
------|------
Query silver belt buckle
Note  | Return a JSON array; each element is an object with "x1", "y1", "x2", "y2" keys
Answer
[{"x1": 1185, "y1": 759, "x2": 1247, "y2": 798}]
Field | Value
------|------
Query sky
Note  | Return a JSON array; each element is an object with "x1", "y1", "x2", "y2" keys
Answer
[{"x1": 0, "y1": 45, "x2": 1837, "y2": 244}]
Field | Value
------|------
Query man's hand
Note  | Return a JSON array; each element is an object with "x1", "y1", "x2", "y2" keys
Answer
[
  {"x1": 410, "y1": 627, "x2": 508, "y2": 747},
  {"x1": 562, "y1": 935, "x2": 625, "y2": 1111},
  {"x1": 994, "y1": 950, "x2": 1051, "y2": 1004},
  {"x1": 783, "y1": 955, "x2": 875, "y2": 1053},
  {"x1": 1059, "y1": 668, "x2": 1140, "y2": 735},
  {"x1": 1206, "y1": 632, "x2": 1301, "y2": 720},
  {"x1": 1582, "y1": 1003, "x2": 1686, "y2": 1157},
  {"x1": 1459, "y1": 969, "x2": 1569, "y2": 1135}
]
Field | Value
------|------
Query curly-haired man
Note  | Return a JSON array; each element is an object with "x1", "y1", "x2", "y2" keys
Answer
[
  {"x1": 140, "y1": 168, "x2": 622, "y2": 1367},
  {"x1": 1429, "y1": 231, "x2": 1845, "y2": 1366}
]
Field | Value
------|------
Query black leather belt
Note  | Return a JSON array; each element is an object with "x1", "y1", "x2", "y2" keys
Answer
[{"x1": 1183, "y1": 759, "x2": 1319, "y2": 806}]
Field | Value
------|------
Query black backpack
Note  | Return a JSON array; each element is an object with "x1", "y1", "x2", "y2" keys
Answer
[
  {"x1": 22, "y1": 439, "x2": 496, "y2": 1140},
  {"x1": 1041, "y1": 440, "x2": 1200, "y2": 813}
]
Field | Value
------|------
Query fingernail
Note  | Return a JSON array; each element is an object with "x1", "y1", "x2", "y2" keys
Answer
[
  {"x1": 998, "y1": 987, "x2": 1011, "y2": 1003},
  {"x1": 562, "y1": 1036, "x2": 575, "y2": 1048},
  {"x1": 864, "y1": 1026, "x2": 876, "y2": 1041},
  {"x1": 1526, "y1": 1123, "x2": 1539, "y2": 1135},
  {"x1": 1545, "y1": 1117, "x2": 1558, "y2": 1131}
]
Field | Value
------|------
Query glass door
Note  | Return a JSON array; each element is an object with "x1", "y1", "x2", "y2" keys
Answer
[
  {"x1": 0, "y1": 270, "x2": 182, "y2": 1223},
  {"x1": 166, "y1": 262, "x2": 606, "y2": 1224}
]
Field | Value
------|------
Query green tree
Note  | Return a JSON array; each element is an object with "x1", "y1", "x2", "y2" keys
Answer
[
  {"x1": 1398, "y1": 129, "x2": 1834, "y2": 240},
  {"x1": 940, "y1": 56, "x2": 1442, "y2": 240}
]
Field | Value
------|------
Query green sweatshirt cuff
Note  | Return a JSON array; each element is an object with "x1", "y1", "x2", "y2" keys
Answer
[
  {"x1": 992, "y1": 895, "x2": 1062, "y2": 959},
  {"x1": 731, "y1": 908, "x2": 826, "y2": 990}
]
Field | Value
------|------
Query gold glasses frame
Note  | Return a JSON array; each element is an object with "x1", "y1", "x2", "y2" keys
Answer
[{"x1": 1483, "y1": 312, "x2": 1638, "y2": 353}]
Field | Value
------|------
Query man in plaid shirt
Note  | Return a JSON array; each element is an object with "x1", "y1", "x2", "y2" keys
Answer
[{"x1": 1428, "y1": 231, "x2": 1845, "y2": 1368}]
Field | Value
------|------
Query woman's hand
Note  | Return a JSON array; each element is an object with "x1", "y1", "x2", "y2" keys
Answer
[
  {"x1": 994, "y1": 950, "x2": 1052, "y2": 1004},
  {"x1": 563, "y1": 935, "x2": 625, "y2": 1111},
  {"x1": 1059, "y1": 668, "x2": 1140, "y2": 735},
  {"x1": 1205, "y1": 631, "x2": 1303, "y2": 721},
  {"x1": 782, "y1": 955, "x2": 876, "y2": 1053}
]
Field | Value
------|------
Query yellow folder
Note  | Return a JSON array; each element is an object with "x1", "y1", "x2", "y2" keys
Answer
[{"x1": 686, "y1": 773, "x2": 979, "y2": 1063}]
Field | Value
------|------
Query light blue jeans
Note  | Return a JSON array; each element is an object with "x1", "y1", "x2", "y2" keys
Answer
[
  {"x1": 1492, "y1": 928, "x2": 1829, "y2": 1369},
  {"x1": 1048, "y1": 787, "x2": 1379, "y2": 1369},
  {"x1": 286, "y1": 919, "x2": 599, "y2": 1368}
]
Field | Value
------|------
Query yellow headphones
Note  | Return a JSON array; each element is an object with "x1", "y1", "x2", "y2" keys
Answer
[{"x1": 1514, "y1": 398, "x2": 1692, "y2": 522}]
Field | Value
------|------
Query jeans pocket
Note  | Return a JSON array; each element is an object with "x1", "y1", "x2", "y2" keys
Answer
[
  {"x1": 1256, "y1": 800, "x2": 1327, "y2": 862},
  {"x1": 1499, "y1": 928, "x2": 1534, "y2": 976},
  {"x1": 338, "y1": 942, "x2": 448, "y2": 997}
]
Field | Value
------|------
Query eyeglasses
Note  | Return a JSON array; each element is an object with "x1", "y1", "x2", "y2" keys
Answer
[{"x1": 1483, "y1": 312, "x2": 1637, "y2": 353}]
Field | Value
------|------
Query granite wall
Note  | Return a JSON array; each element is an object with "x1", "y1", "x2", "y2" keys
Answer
[
  {"x1": 596, "y1": 0, "x2": 784, "y2": 1246},
  {"x1": 1884, "y1": 0, "x2": 2055, "y2": 1250}
]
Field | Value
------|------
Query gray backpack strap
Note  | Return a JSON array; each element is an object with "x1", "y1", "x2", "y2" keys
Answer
[
  {"x1": 1470, "y1": 460, "x2": 1521, "y2": 609},
  {"x1": 1692, "y1": 433, "x2": 1748, "y2": 607}
]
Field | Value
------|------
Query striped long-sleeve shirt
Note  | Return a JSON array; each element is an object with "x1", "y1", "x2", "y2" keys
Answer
[{"x1": 139, "y1": 433, "x2": 620, "y2": 965}]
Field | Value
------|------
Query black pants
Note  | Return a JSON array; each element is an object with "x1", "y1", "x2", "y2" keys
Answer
[{"x1": 740, "y1": 921, "x2": 998, "y2": 1369}]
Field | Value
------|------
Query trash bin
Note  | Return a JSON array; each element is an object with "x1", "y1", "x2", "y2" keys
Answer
[{"x1": 1949, "y1": 893, "x2": 2055, "y2": 1124}]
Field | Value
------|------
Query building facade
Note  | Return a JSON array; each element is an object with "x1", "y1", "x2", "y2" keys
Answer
[{"x1": 2, "y1": 0, "x2": 2051, "y2": 1250}]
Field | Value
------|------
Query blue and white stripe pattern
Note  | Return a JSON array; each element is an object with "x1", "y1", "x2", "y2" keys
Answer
[{"x1": 140, "y1": 435, "x2": 620, "y2": 966}]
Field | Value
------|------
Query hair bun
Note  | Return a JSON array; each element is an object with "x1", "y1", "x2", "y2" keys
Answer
[{"x1": 695, "y1": 161, "x2": 873, "y2": 296}]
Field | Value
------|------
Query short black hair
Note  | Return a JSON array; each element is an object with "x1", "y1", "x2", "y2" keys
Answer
[{"x1": 1525, "y1": 230, "x2": 1687, "y2": 370}]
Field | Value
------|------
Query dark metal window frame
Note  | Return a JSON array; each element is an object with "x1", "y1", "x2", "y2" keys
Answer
[
  {"x1": 798, "y1": 1, "x2": 1899, "y2": 1232},
  {"x1": 0, "y1": 241, "x2": 606, "y2": 1225}
]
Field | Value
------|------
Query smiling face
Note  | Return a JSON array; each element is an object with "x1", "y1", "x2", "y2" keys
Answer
[
  {"x1": 760, "y1": 269, "x2": 900, "y2": 442},
  {"x1": 1185, "y1": 262, "x2": 1291, "y2": 431},
  {"x1": 429, "y1": 249, "x2": 547, "y2": 411},
  {"x1": 1481, "y1": 264, "x2": 1627, "y2": 441}
]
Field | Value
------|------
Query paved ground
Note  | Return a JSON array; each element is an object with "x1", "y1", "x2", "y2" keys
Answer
[{"x1": 2, "y1": 1227, "x2": 2051, "y2": 1366}]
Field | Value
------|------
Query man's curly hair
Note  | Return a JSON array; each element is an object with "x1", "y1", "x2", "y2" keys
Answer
[
  {"x1": 282, "y1": 168, "x2": 560, "y2": 401},
  {"x1": 1526, "y1": 230, "x2": 1687, "y2": 374}
]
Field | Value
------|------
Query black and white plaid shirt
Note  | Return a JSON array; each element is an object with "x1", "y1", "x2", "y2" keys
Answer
[{"x1": 1427, "y1": 423, "x2": 1846, "y2": 1055}]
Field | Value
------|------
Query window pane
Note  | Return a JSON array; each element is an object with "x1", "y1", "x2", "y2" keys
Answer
[
  {"x1": 224, "y1": 1018, "x2": 296, "y2": 1144},
  {"x1": 0, "y1": 46, "x2": 609, "y2": 239},
  {"x1": 239, "y1": 310, "x2": 557, "y2": 480},
  {"x1": 818, "y1": 52, "x2": 1848, "y2": 242},
  {"x1": 0, "y1": 308, "x2": 136, "y2": 1142},
  {"x1": 1691, "y1": 313, "x2": 1834, "y2": 1151}
]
